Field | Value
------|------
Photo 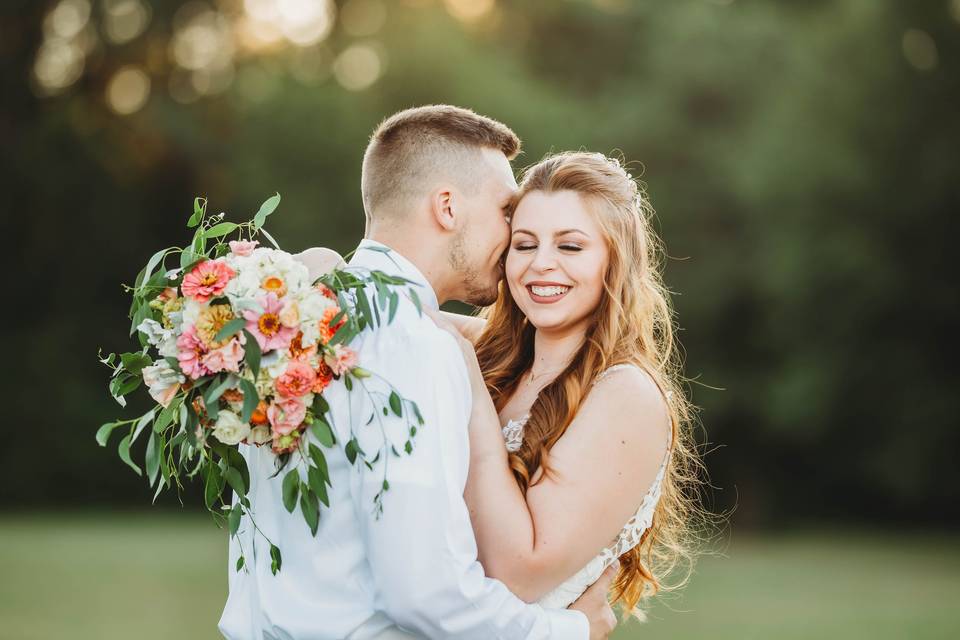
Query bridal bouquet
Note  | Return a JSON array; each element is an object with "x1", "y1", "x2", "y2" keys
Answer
[{"x1": 98, "y1": 195, "x2": 423, "y2": 574}]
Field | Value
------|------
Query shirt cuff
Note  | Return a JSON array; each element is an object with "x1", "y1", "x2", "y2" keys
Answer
[{"x1": 545, "y1": 608, "x2": 590, "y2": 640}]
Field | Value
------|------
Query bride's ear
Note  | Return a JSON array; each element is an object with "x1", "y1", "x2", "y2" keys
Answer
[{"x1": 294, "y1": 247, "x2": 346, "y2": 281}]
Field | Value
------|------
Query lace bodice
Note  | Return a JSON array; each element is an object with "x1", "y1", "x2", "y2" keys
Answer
[{"x1": 499, "y1": 363, "x2": 671, "y2": 609}]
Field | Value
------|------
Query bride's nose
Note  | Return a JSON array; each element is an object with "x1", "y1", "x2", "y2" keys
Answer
[{"x1": 530, "y1": 247, "x2": 558, "y2": 273}]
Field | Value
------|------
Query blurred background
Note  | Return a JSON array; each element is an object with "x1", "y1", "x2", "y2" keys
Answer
[{"x1": 2, "y1": 0, "x2": 958, "y2": 638}]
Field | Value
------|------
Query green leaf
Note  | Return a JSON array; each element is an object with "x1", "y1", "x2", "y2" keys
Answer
[
  {"x1": 388, "y1": 291, "x2": 399, "y2": 323},
  {"x1": 228, "y1": 505, "x2": 242, "y2": 536},
  {"x1": 412, "y1": 402, "x2": 424, "y2": 426},
  {"x1": 389, "y1": 392, "x2": 403, "y2": 417},
  {"x1": 239, "y1": 378, "x2": 259, "y2": 424},
  {"x1": 180, "y1": 248, "x2": 202, "y2": 272},
  {"x1": 214, "y1": 317, "x2": 246, "y2": 343},
  {"x1": 308, "y1": 444, "x2": 331, "y2": 486},
  {"x1": 204, "y1": 463, "x2": 224, "y2": 509},
  {"x1": 96, "y1": 421, "x2": 123, "y2": 447},
  {"x1": 307, "y1": 466, "x2": 329, "y2": 508},
  {"x1": 141, "y1": 247, "x2": 170, "y2": 291},
  {"x1": 117, "y1": 433, "x2": 142, "y2": 476},
  {"x1": 242, "y1": 330, "x2": 261, "y2": 378},
  {"x1": 129, "y1": 302, "x2": 152, "y2": 337},
  {"x1": 152, "y1": 397, "x2": 179, "y2": 434},
  {"x1": 205, "y1": 221, "x2": 238, "y2": 238},
  {"x1": 310, "y1": 418, "x2": 335, "y2": 448},
  {"x1": 345, "y1": 438, "x2": 358, "y2": 465},
  {"x1": 300, "y1": 487, "x2": 320, "y2": 536},
  {"x1": 281, "y1": 470, "x2": 300, "y2": 513},
  {"x1": 145, "y1": 430, "x2": 161, "y2": 486},
  {"x1": 259, "y1": 227, "x2": 280, "y2": 250},
  {"x1": 253, "y1": 193, "x2": 281, "y2": 230},
  {"x1": 311, "y1": 393, "x2": 330, "y2": 417},
  {"x1": 409, "y1": 288, "x2": 422, "y2": 316},
  {"x1": 188, "y1": 197, "x2": 206, "y2": 228},
  {"x1": 270, "y1": 544, "x2": 282, "y2": 575},
  {"x1": 235, "y1": 555, "x2": 245, "y2": 572},
  {"x1": 224, "y1": 466, "x2": 247, "y2": 497}
]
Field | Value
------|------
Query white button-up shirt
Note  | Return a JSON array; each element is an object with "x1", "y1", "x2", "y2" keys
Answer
[{"x1": 219, "y1": 240, "x2": 589, "y2": 640}]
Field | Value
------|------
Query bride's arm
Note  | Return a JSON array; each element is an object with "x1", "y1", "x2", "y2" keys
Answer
[
  {"x1": 457, "y1": 347, "x2": 672, "y2": 602},
  {"x1": 439, "y1": 311, "x2": 487, "y2": 345}
]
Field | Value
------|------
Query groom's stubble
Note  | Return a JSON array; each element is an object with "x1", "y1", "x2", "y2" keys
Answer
[{"x1": 448, "y1": 221, "x2": 500, "y2": 307}]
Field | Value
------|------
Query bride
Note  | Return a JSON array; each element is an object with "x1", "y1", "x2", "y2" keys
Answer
[{"x1": 431, "y1": 151, "x2": 702, "y2": 619}]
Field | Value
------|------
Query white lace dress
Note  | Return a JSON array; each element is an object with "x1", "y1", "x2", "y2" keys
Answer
[{"x1": 500, "y1": 364, "x2": 672, "y2": 609}]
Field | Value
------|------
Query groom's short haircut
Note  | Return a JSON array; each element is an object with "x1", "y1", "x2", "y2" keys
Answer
[{"x1": 361, "y1": 105, "x2": 521, "y2": 222}]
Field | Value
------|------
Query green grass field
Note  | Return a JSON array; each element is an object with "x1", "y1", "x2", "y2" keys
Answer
[{"x1": 0, "y1": 513, "x2": 957, "y2": 639}]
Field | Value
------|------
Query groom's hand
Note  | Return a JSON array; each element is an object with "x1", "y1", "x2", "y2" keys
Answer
[{"x1": 569, "y1": 561, "x2": 619, "y2": 640}]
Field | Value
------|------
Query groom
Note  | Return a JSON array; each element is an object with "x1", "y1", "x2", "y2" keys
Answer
[{"x1": 219, "y1": 105, "x2": 618, "y2": 639}]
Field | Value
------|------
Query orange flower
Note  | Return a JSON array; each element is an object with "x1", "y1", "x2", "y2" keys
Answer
[
  {"x1": 261, "y1": 275, "x2": 287, "y2": 298},
  {"x1": 250, "y1": 400, "x2": 270, "y2": 426},
  {"x1": 312, "y1": 360, "x2": 333, "y2": 393},
  {"x1": 222, "y1": 388, "x2": 244, "y2": 404},
  {"x1": 319, "y1": 306, "x2": 346, "y2": 345},
  {"x1": 288, "y1": 331, "x2": 317, "y2": 361}
]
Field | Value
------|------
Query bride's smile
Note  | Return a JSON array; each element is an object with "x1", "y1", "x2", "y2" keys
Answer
[{"x1": 506, "y1": 189, "x2": 609, "y2": 335}]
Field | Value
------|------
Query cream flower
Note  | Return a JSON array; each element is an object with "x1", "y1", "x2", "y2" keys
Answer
[
  {"x1": 211, "y1": 410, "x2": 251, "y2": 446},
  {"x1": 141, "y1": 360, "x2": 185, "y2": 407}
]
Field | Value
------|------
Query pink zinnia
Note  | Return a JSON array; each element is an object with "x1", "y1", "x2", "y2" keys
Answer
[
  {"x1": 325, "y1": 344, "x2": 358, "y2": 376},
  {"x1": 275, "y1": 361, "x2": 317, "y2": 398},
  {"x1": 201, "y1": 335, "x2": 246, "y2": 374},
  {"x1": 181, "y1": 259, "x2": 236, "y2": 303},
  {"x1": 228, "y1": 240, "x2": 259, "y2": 257},
  {"x1": 267, "y1": 397, "x2": 307, "y2": 436},
  {"x1": 177, "y1": 325, "x2": 211, "y2": 379},
  {"x1": 242, "y1": 293, "x2": 296, "y2": 352}
]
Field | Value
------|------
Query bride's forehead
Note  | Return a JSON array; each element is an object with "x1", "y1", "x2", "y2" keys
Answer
[{"x1": 512, "y1": 190, "x2": 597, "y2": 231}]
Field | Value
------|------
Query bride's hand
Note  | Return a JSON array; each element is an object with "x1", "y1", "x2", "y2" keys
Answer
[{"x1": 422, "y1": 307, "x2": 487, "y2": 395}]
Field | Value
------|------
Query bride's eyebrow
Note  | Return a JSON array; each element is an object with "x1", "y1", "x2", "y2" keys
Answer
[{"x1": 511, "y1": 229, "x2": 536, "y2": 236}]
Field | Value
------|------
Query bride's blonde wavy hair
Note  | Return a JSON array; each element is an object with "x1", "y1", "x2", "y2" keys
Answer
[{"x1": 475, "y1": 151, "x2": 705, "y2": 619}]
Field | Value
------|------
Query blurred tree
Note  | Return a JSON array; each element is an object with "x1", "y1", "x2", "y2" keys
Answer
[{"x1": 1, "y1": 0, "x2": 956, "y2": 527}]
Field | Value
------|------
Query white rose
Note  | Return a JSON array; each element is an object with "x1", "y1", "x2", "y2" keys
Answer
[
  {"x1": 212, "y1": 410, "x2": 251, "y2": 445},
  {"x1": 181, "y1": 298, "x2": 205, "y2": 327}
]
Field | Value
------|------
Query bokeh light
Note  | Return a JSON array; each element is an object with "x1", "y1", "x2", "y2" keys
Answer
[
  {"x1": 44, "y1": 0, "x2": 91, "y2": 40},
  {"x1": 103, "y1": 0, "x2": 152, "y2": 45},
  {"x1": 902, "y1": 28, "x2": 938, "y2": 71},
  {"x1": 444, "y1": 0, "x2": 495, "y2": 23},
  {"x1": 106, "y1": 65, "x2": 151, "y2": 115},
  {"x1": 243, "y1": 0, "x2": 337, "y2": 47},
  {"x1": 332, "y1": 43, "x2": 383, "y2": 91}
]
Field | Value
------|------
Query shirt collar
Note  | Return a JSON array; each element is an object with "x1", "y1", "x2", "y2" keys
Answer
[{"x1": 348, "y1": 239, "x2": 440, "y2": 311}]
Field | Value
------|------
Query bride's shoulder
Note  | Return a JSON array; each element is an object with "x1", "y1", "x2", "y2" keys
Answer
[{"x1": 576, "y1": 364, "x2": 671, "y2": 449}]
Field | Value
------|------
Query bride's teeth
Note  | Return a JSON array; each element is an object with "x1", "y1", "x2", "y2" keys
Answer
[{"x1": 531, "y1": 285, "x2": 569, "y2": 297}]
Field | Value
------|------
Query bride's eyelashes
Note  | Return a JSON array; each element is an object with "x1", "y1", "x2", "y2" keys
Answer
[{"x1": 511, "y1": 243, "x2": 584, "y2": 252}]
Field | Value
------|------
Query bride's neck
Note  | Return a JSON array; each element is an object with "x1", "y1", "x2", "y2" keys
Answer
[{"x1": 530, "y1": 326, "x2": 587, "y2": 378}]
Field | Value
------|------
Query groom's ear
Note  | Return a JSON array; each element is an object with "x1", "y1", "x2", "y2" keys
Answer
[{"x1": 430, "y1": 187, "x2": 458, "y2": 232}]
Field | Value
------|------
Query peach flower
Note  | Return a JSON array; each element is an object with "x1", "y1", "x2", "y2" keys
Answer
[
  {"x1": 267, "y1": 398, "x2": 307, "y2": 435},
  {"x1": 228, "y1": 240, "x2": 258, "y2": 257},
  {"x1": 201, "y1": 335, "x2": 245, "y2": 374},
  {"x1": 325, "y1": 344, "x2": 358, "y2": 376},
  {"x1": 275, "y1": 361, "x2": 317, "y2": 398},
  {"x1": 177, "y1": 325, "x2": 210, "y2": 379}
]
